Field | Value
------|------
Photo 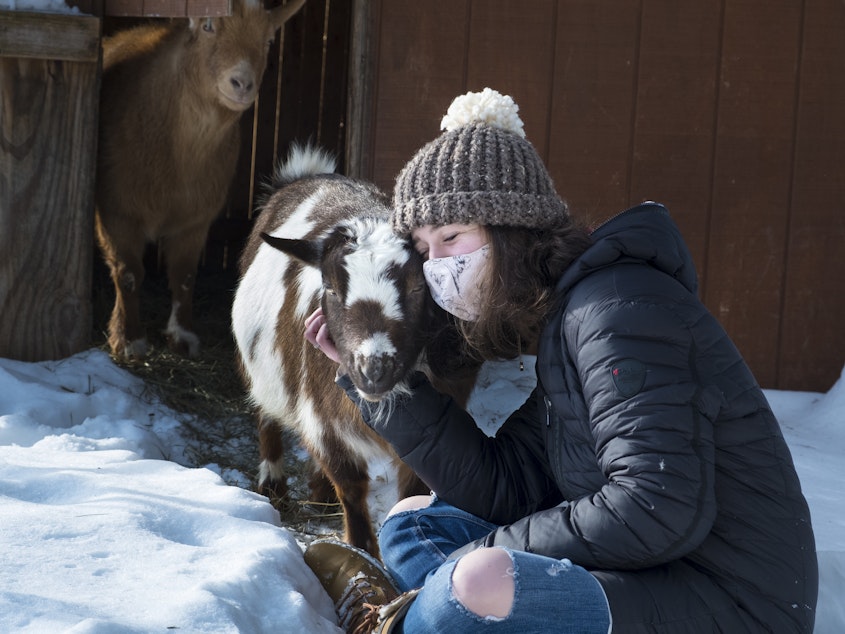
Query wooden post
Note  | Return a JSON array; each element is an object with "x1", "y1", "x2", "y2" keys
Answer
[{"x1": 0, "y1": 11, "x2": 101, "y2": 361}]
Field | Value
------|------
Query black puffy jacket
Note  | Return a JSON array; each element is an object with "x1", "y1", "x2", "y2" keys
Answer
[{"x1": 341, "y1": 203, "x2": 818, "y2": 632}]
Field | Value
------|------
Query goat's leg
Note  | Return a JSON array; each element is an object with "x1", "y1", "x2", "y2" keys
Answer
[
  {"x1": 160, "y1": 225, "x2": 208, "y2": 357},
  {"x1": 95, "y1": 212, "x2": 147, "y2": 359},
  {"x1": 315, "y1": 452, "x2": 379, "y2": 558},
  {"x1": 256, "y1": 413, "x2": 289, "y2": 501},
  {"x1": 308, "y1": 464, "x2": 339, "y2": 503}
]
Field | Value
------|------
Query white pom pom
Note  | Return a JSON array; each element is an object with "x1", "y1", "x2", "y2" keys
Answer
[{"x1": 440, "y1": 88, "x2": 525, "y2": 138}]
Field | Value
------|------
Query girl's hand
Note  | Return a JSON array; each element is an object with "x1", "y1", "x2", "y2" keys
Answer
[{"x1": 304, "y1": 307, "x2": 341, "y2": 365}]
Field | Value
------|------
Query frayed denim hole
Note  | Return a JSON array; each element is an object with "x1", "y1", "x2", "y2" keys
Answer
[
  {"x1": 377, "y1": 505, "x2": 424, "y2": 539},
  {"x1": 506, "y1": 548, "x2": 519, "y2": 618},
  {"x1": 446, "y1": 559, "x2": 486, "y2": 623},
  {"x1": 376, "y1": 493, "x2": 438, "y2": 542},
  {"x1": 446, "y1": 549, "x2": 517, "y2": 623}
]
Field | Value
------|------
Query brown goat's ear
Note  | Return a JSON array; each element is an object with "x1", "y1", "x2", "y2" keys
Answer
[
  {"x1": 261, "y1": 232, "x2": 321, "y2": 267},
  {"x1": 269, "y1": 0, "x2": 306, "y2": 29}
]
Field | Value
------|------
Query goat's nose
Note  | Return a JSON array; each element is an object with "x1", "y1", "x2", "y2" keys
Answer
[
  {"x1": 361, "y1": 357, "x2": 394, "y2": 388},
  {"x1": 230, "y1": 74, "x2": 254, "y2": 96}
]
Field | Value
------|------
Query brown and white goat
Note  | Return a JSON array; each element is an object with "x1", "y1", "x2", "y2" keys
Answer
[
  {"x1": 96, "y1": 0, "x2": 306, "y2": 359},
  {"x1": 232, "y1": 146, "x2": 476, "y2": 557}
]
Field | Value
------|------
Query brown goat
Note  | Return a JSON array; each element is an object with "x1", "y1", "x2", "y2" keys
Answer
[
  {"x1": 232, "y1": 146, "x2": 478, "y2": 557},
  {"x1": 96, "y1": 0, "x2": 306, "y2": 359}
]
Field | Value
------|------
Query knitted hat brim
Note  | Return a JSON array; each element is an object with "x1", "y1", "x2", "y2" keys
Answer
[{"x1": 392, "y1": 191, "x2": 568, "y2": 237}]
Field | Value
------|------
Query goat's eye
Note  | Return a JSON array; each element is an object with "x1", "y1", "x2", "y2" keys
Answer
[{"x1": 202, "y1": 18, "x2": 214, "y2": 33}]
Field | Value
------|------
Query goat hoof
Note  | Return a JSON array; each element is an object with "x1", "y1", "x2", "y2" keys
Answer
[
  {"x1": 258, "y1": 477, "x2": 289, "y2": 504},
  {"x1": 165, "y1": 327, "x2": 200, "y2": 358},
  {"x1": 110, "y1": 337, "x2": 148, "y2": 361}
]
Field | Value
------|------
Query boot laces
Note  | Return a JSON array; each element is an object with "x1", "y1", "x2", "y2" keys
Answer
[{"x1": 336, "y1": 572, "x2": 387, "y2": 634}]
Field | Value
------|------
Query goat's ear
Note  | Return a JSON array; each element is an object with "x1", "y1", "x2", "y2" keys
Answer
[
  {"x1": 261, "y1": 232, "x2": 321, "y2": 267},
  {"x1": 269, "y1": 0, "x2": 306, "y2": 29}
]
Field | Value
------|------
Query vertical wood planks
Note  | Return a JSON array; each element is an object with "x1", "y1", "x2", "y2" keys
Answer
[
  {"x1": 463, "y1": 0, "x2": 557, "y2": 163},
  {"x1": 547, "y1": 0, "x2": 641, "y2": 226},
  {"x1": 628, "y1": 1, "x2": 722, "y2": 286},
  {"x1": 706, "y1": 0, "x2": 803, "y2": 387},
  {"x1": 780, "y1": 0, "x2": 845, "y2": 390},
  {"x1": 371, "y1": 0, "x2": 470, "y2": 193},
  {"x1": 0, "y1": 14, "x2": 100, "y2": 361}
]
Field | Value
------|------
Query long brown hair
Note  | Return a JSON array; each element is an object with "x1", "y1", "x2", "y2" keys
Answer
[{"x1": 455, "y1": 220, "x2": 592, "y2": 361}]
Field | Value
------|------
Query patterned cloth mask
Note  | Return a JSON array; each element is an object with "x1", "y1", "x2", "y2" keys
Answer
[{"x1": 422, "y1": 244, "x2": 490, "y2": 321}]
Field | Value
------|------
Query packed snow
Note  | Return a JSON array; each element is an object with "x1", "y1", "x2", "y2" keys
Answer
[
  {"x1": 0, "y1": 0, "x2": 80, "y2": 13},
  {"x1": 0, "y1": 349, "x2": 842, "y2": 632}
]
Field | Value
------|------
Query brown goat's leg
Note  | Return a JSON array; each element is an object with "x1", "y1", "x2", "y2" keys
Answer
[
  {"x1": 315, "y1": 453, "x2": 379, "y2": 558},
  {"x1": 160, "y1": 227, "x2": 207, "y2": 357},
  {"x1": 95, "y1": 214, "x2": 147, "y2": 359},
  {"x1": 256, "y1": 413, "x2": 289, "y2": 501},
  {"x1": 308, "y1": 464, "x2": 339, "y2": 504}
]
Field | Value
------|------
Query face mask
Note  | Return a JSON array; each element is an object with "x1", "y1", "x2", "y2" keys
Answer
[{"x1": 422, "y1": 244, "x2": 490, "y2": 321}]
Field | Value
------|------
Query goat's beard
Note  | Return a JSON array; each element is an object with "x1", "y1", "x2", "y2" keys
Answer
[{"x1": 356, "y1": 379, "x2": 413, "y2": 425}]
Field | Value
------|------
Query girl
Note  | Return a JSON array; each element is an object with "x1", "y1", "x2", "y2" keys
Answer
[{"x1": 303, "y1": 89, "x2": 817, "y2": 634}]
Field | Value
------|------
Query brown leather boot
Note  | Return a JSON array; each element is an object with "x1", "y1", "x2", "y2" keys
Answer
[
  {"x1": 372, "y1": 588, "x2": 421, "y2": 633},
  {"x1": 304, "y1": 539, "x2": 415, "y2": 634}
]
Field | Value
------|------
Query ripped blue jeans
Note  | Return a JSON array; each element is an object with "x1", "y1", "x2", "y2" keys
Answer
[{"x1": 379, "y1": 497, "x2": 611, "y2": 633}]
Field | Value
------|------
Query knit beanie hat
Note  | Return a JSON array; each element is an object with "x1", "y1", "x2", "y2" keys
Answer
[{"x1": 392, "y1": 88, "x2": 568, "y2": 236}]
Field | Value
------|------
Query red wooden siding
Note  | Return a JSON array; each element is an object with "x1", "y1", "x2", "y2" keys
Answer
[
  {"x1": 361, "y1": 0, "x2": 845, "y2": 391},
  {"x1": 89, "y1": 0, "x2": 843, "y2": 392}
]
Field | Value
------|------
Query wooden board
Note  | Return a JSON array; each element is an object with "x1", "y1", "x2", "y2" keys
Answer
[
  {"x1": 371, "y1": 0, "x2": 470, "y2": 193},
  {"x1": 0, "y1": 54, "x2": 99, "y2": 361},
  {"x1": 464, "y1": 0, "x2": 557, "y2": 163},
  {"x1": 0, "y1": 10, "x2": 100, "y2": 62},
  {"x1": 705, "y1": 0, "x2": 802, "y2": 387},
  {"x1": 547, "y1": 0, "x2": 640, "y2": 225},
  {"x1": 628, "y1": 0, "x2": 722, "y2": 285},
  {"x1": 779, "y1": 0, "x2": 845, "y2": 391}
]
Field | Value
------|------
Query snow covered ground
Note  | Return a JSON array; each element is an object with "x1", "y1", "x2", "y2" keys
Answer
[{"x1": 0, "y1": 349, "x2": 842, "y2": 632}]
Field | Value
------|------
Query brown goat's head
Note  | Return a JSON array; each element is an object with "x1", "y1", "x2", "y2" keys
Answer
[
  {"x1": 261, "y1": 217, "x2": 430, "y2": 401},
  {"x1": 188, "y1": 0, "x2": 305, "y2": 112}
]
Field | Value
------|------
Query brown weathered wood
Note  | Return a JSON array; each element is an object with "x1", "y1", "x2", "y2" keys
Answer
[
  {"x1": 370, "y1": 0, "x2": 469, "y2": 192},
  {"x1": 465, "y1": 0, "x2": 556, "y2": 163},
  {"x1": 0, "y1": 11, "x2": 100, "y2": 62},
  {"x1": 319, "y1": 0, "x2": 351, "y2": 169},
  {"x1": 277, "y1": 0, "x2": 328, "y2": 159},
  {"x1": 346, "y1": 0, "x2": 378, "y2": 180},
  {"x1": 706, "y1": 0, "x2": 802, "y2": 388},
  {"x1": 628, "y1": 0, "x2": 722, "y2": 289},
  {"x1": 0, "y1": 53, "x2": 100, "y2": 361},
  {"x1": 779, "y1": 0, "x2": 845, "y2": 391},
  {"x1": 547, "y1": 0, "x2": 640, "y2": 224}
]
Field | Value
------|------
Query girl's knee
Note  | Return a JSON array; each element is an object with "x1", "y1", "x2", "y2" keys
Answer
[
  {"x1": 451, "y1": 547, "x2": 514, "y2": 619},
  {"x1": 385, "y1": 494, "x2": 433, "y2": 519}
]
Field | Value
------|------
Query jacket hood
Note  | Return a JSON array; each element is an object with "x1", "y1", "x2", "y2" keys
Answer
[{"x1": 557, "y1": 202, "x2": 699, "y2": 297}]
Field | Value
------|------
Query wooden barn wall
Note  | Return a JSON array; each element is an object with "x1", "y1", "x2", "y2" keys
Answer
[{"x1": 359, "y1": 0, "x2": 845, "y2": 393}]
